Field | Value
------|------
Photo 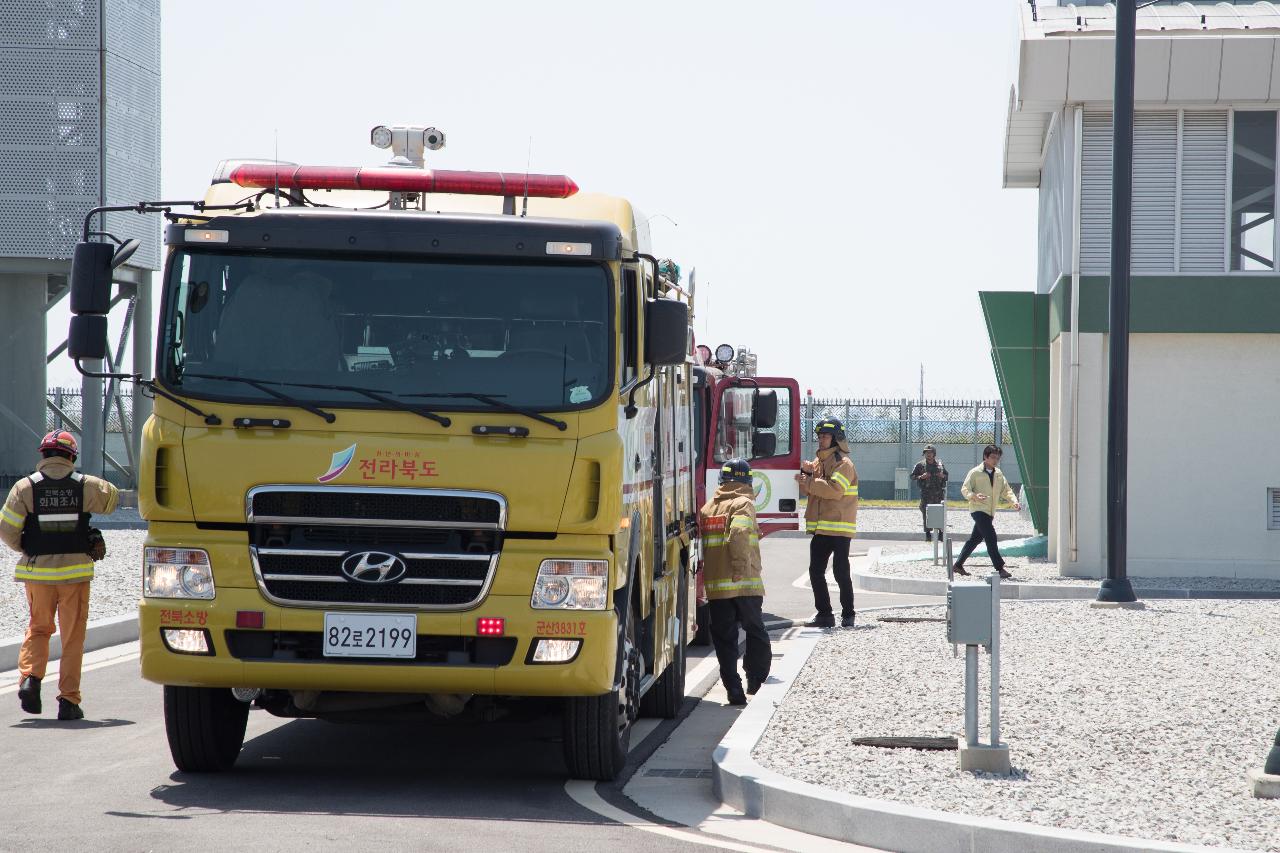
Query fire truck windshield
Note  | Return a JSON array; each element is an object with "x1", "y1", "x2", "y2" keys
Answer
[{"x1": 159, "y1": 250, "x2": 611, "y2": 413}]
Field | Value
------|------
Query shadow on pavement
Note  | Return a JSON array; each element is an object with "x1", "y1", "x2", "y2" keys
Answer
[{"x1": 12, "y1": 717, "x2": 135, "y2": 730}]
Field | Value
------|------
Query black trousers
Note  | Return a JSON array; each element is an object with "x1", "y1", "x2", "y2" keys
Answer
[
  {"x1": 955, "y1": 511, "x2": 1004, "y2": 570},
  {"x1": 808, "y1": 534, "x2": 854, "y2": 618},
  {"x1": 708, "y1": 595, "x2": 771, "y2": 691}
]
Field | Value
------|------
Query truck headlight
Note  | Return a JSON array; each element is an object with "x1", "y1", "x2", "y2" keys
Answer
[
  {"x1": 144, "y1": 547, "x2": 215, "y2": 599},
  {"x1": 531, "y1": 559, "x2": 608, "y2": 610}
]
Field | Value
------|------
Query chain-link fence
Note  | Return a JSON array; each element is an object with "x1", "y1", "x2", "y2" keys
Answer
[
  {"x1": 801, "y1": 398, "x2": 1008, "y2": 446},
  {"x1": 46, "y1": 386, "x2": 134, "y2": 434}
]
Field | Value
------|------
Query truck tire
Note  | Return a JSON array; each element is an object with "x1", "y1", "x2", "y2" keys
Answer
[
  {"x1": 164, "y1": 685, "x2": 249, "y2": 773},
  {"x1": 640, "y1": 566, "x2": 687, "y2": 718},
  {"x1": 692, "y1": 601, "x2": 712, "y2": 646},
  {"x1": 563, "y1": 604, "x2": 640, "y2": 781}
]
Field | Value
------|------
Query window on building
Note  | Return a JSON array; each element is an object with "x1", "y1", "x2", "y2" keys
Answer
[{"x1": 1230, "y1": 111, "x2": 1277, "y2": 271}]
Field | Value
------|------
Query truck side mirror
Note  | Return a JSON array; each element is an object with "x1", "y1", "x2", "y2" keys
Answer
[
  {"x1": 70, "y1": 241, "x2": 115, "y2": 315},
  {"x1": 751, "y1": 431, "x2": 777, "y2": 459},
  {"x1": 68, "y1": 315, "x2": 109, "y2": 360},
  {"x1": 752, "y1": 390, "x2": 777, "y2": 429},
  {"x1": 644, "y1": 298, "x2": 689, "y2": 366}
]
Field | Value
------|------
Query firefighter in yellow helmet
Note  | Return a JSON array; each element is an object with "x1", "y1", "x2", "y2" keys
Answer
[
  {"x1": 796, "y1": 417, "x2": 859, "y2": 628},
  {"x1": 699, "y1": 457, "x2": 771, "y2": 706},
  {"x1": 1, "y1": 431, "x2": 118, "y2": 720}
]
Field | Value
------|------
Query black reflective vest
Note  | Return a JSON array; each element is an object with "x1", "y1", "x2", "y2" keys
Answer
[{"x1": 19, "y1": 472, "x2": 92, "y2": 556}]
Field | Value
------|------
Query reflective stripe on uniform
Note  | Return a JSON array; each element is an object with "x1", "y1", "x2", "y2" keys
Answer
[
  {"x1": 806, "y1": 520, "x2": 858, "y2": 534},
  {"x1": 705, "y1": 577, "x2": 765, "y2": 593},
  {"x1": 704, "y1": 534, "x2": 759, "y2": 546},
  {"x1": 15, "y1": 562, "x2": 94, "y2": 583},
  {"x1": 730, "y1": 516, "x2": 754, "y2": 530},
  {"x1": 1, "y1": 506, "x2": 24, "y2": 528},
  {"x1": 831, "y1": 472, "x2": 858, "y2": 497}
]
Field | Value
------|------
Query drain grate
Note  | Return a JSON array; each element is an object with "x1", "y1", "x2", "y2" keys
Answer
[
  {"x1": 851, "y1": 736, "x2": 958, "y2": 751},
  {"x1": 644, "y1": 768, "x2": 714, "y2": 779}
]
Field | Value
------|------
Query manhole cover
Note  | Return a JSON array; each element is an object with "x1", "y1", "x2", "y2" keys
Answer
[{"x1": 851, "y1": 736, "x2": 958, "y2": 751}]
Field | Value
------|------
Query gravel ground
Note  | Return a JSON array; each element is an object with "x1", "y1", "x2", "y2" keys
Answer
[
  {"x1": 755, "y1": 601, "x2": 1280, "y2": 851},
  {"x1": 856, "y1": 506, "x2": 1038, "y2": 538},
  {"x1": 869, "y1": 550, "x2": 1280, "y2": 592},
  {"x1": 0, "y1": 530, "x2": 145, "y2": 640}
]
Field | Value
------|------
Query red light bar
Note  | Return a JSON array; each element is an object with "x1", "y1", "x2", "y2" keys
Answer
[
  {"x1": 228, "y1": 163, "x2": 578, "y2": 199},
  {"x1": 476, "y1": 617, "x2": 506, "y2": 637}
]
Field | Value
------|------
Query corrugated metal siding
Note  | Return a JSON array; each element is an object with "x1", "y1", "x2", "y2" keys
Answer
[
  {"x1": 1080, "y1": 110, "x2": 1113, "y2": 274},
  {"x1": 1179, "y1": 110, "x2": 1229, "y2": 273},
  {"x1": 1132, "y1": 111, "x2": 1177, "y2": 273}
]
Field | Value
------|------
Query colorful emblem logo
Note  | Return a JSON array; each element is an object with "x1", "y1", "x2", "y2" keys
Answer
[{"x1": 317, "y1": 444, "x2": 357, "y2": 483}]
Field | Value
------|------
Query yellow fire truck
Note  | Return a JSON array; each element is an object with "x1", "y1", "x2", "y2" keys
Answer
[{"x1": 66, "y1": 126, "x2": 702, "y2": 780}]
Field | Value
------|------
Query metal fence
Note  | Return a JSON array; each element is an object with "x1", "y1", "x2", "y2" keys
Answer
[
  {"x1": 47, "y1": 386, "x2": 134, "y2": 433},
  {"x1": 800, "y1": 398, "x2": 1008, "y2": 446}
]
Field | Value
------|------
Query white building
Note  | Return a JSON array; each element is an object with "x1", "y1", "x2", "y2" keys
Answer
[{"x1": 996, "y1": 1, "x2": 1280, "y2": 579}]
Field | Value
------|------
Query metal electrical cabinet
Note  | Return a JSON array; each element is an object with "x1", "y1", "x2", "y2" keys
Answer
[{"x1": 947, "y1": 582, "x2": 992, "y2": 646}]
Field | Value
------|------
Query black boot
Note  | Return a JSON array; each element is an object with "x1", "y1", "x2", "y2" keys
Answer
[
  {"x1": 725, "y1": 688, "x2": 747, "y2": 706},
  {"x1": 56, "y1": 697, "x2": 83, "y2": 721},
  {"x1": 804, "y1": 614, "x2": 835, "y2": 628},
  {"x1": 840, "y1": 613, "x2": 856, "y2": 628},
  {"x1": 746, "y1": 676, "x2": 763, "y2": 695},
  {"x1": 18, "y1": 675, "x2": 41, "y2": 715},
  {"x1": 952, "y1": 564, "x2": 969, "y2": 576},
  {"x1": 925, "y1": 531, "x2": 933, "y2": 542}
]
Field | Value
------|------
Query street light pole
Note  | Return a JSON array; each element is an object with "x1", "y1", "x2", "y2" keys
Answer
[{"x1": 1099, "y1": 0, "x2": 1139, "y2": 604}]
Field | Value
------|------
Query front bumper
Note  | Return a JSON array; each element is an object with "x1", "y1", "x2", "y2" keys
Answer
[{"x1": 138, "y1": 526, "x2": 618, "y2": 697}]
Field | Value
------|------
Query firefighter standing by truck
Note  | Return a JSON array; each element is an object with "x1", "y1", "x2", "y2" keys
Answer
[
  {"x1": 1, "y1": 431, "x2": 117, "y2": 720},
  {"x1": 797, "y1": 417, "x2": 859, "y2": 628},
  {"x1": 699, "y1": 458, "x2": 771, "y2": 705}
]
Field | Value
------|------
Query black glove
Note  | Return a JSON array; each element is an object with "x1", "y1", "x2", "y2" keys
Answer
[{"x1": 87, "y1": 528, "x2": 106, "y2": 561}]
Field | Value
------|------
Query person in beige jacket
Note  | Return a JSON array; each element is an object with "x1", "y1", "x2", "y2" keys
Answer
[
  {"x1": 953, "y1": 444, "x2": 1020, "y2": 579},
  {"x1": 796, "y1": 417, "x2": 859, "y2": 628},
  {"x1": 1, "y1": 431, "x2": 118, "y2": 720},
  {"x1": 699, "y1": 458, "x2": 770, "y2": 705}
]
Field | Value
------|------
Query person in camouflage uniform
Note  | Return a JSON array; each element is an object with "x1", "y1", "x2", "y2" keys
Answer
[{"x1": 910, "y1": 445, "x2": 948, "y2": 541}]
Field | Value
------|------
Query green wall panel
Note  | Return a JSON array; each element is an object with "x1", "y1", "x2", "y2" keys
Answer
[
  {"x1": 980, "y1": 291, "x2": 1050, "y2": 535},
  {"x1": 1049, "y1": 274, "x2": 1280, "y2": 339}
]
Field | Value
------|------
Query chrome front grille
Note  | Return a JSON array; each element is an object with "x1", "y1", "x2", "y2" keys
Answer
[{"x1": 246, "y1": 486, "x2": 505, "y2": 610}]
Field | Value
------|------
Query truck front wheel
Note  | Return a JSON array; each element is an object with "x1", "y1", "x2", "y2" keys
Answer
[
  {"x1": 163, "y1": 685, "x2": 249, "y2": 773},
  {"x1": 563, "y1": 605, "x2": 640, "y2": 781}
]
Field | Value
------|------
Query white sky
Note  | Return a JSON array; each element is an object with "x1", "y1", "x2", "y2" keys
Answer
[{"x1": 49, "y1": 0, "x2": 1038, "y2": 399}]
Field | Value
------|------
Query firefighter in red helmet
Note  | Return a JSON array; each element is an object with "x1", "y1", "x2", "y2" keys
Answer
[{"x1": 1, "y1": 431, "x2": 118, "y2": 720}]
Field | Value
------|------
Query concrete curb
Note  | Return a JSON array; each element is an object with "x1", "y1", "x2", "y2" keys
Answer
[
  {"x1": 711, "y1": 610, "x2": 1247, "y2": 853},
  {"x1": 0, "y1": 613, "x2": 138, "y2": 674},
  {"x1": 856, "y1": 547, "x2": 1280, "y2": 600}
]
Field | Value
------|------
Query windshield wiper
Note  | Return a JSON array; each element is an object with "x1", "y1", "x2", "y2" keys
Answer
[
  {"x1": 405, "y1": 392, "x2": 567, "y2": 432},
  {"x1": 273, "y1": 381, "x2": 451, "y2": 427},
  {"x1": 180, "y1": 372, "x2": 336, "y2": 424}
]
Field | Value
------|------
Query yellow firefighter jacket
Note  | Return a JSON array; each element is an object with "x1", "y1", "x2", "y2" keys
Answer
[
  {"x1": 800, "y1": 446, "x2": 859, "y2": 537},
  {"x1": 0, "y1": 456, "x2": 119, "y2": 584},
  {"x1": 699, "y1": 482, "x2": 764, "y2": 600}
]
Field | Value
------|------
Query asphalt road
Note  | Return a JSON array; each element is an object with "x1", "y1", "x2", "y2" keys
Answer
[{"x1": 0, "y1": 537, "x2": 938, "y2": 853}]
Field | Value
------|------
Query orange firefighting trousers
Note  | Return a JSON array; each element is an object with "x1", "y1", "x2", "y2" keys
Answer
[{"x1": 18, "y1": 581, "x2": 91, "y2": 705}]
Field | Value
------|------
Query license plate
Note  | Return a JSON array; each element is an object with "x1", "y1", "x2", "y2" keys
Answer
[{"x1": 323, "y1": 612, "x2": 417, "y2": 659}]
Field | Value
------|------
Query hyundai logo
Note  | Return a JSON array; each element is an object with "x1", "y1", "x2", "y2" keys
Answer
[{"x1": 340, "y1": 551, "x2": 407, "y2": 584}]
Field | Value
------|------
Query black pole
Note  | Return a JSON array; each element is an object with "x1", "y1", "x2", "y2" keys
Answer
[{"x1": 1099, "y1": 0, "x2": 1138, "y2": 604}]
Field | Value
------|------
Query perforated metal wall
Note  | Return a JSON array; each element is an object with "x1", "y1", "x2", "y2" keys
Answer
[{"x1": 0, "y1": 0, "x2": 159, "y2": 268}]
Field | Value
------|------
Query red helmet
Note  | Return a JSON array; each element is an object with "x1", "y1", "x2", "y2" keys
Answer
[{"x1": 39, "y1": 430, "x2": 78, "y2": 460}]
